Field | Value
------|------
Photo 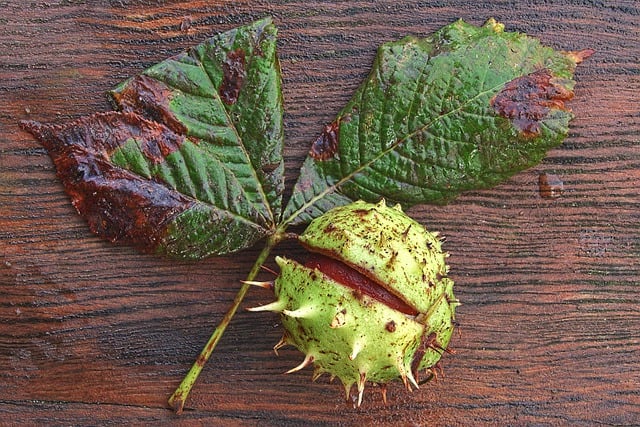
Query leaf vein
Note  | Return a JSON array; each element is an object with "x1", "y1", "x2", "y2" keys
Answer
[
  {"x1": 282, "y1": 80, "x2": 506, "y2": 227},
  {"x1": 188, "y1": 45, "x2": 275, "y2": 227}
]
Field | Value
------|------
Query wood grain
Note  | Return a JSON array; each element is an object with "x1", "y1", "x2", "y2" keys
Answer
[{"x1": 1, "y1": 1, "x2": 639, "y2": 425}]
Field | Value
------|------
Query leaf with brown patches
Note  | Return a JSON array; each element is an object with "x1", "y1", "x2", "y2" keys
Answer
[
  {"x1": 21, "y1": 18, "x2": 284, "y2": 259},
  {"x1": 282, "y1": 19, "x2": 591, "y2": 226}
]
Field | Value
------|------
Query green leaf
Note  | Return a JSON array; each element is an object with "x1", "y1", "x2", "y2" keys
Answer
[
  {"x1": 282, "y1": 19, "x2": 592, "y2": 226},
  {"x1": 111, "y1": 17, "x2": 284, "y2": 224},
  {"x1": 21, "y1": 18, "x2": 284, "y2": 259}
]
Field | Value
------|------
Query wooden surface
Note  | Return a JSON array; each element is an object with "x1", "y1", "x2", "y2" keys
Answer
[{"x1": 1, "y1": 1, "x2": 639, "y2": 425}]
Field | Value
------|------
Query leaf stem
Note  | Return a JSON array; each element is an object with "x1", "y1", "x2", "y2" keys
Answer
[{"x1": 168, "y1": 231, "x2": 286, "y2": 413}]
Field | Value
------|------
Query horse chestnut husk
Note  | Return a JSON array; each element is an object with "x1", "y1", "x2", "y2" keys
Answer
[{"x1": 250, "y1": 200, "x2": 458, "y2": 406}]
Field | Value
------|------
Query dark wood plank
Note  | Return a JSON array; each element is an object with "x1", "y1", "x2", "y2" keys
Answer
[{"x1": 1, "y1": 0, "x2": 638, "y2": 425}]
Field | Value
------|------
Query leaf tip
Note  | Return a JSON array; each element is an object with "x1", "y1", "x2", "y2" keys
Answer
[
  {"x1": 19, "y1": 119, "x2": 44, "y2": 136},
  {"x1": 483, "y1": 18, "x2": 505, "y2": 33},
  {"x1": 19, "y1": 119, "x2": 55, "y2": 149},
  {"x1": 565, "y1": 48, "x2": 595, "y2": 65},
  {"x1": 256, "y1": 15, "x2": 274, "y2": 27}
]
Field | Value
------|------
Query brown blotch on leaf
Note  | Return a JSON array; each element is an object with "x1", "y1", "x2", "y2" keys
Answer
[
  {"x1": 309, "y1": 120, "x2": 340, "y2": 160},
  {"x1": 23, "y1": 112, "x2": 184, "y2": 164},
  {"x1": 490, "y1": 68, "x2": 574, "y2": 137},
  {"x1": 538, "y1": 172, "x2": 564, "y2": 198},
  {"x1": 111, "y1": 74, "x2": 188, "y2": 135},
  {"x1": 219, "y1": 48, "x2": 246, "y2": 105},
  {"x1": 19, "y1": 113, "x2": 193, "y2": 251}
]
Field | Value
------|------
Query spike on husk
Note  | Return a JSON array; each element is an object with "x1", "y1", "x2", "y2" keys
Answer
[
  {"x1": 283, "y1": 305, "x2": 316, "y2": 318},
  {"x1": 246, "y1": 300, "x2": 286, "y2": 313},
  {"x1": 241, "y1": 280, "x2": 274, "y2": 289},
  {"x1": 286, "y1": 353, "x2": 314, "y2": 374},
  {"x1": 349, "y1": 339, "x2": 363, "y2": 361},
  {"x1": 273, "y1": 334, "x2": 290, "y2": 355},
  {"x1": 356, "y1": 371, "x2": 367, "y2": 407}
]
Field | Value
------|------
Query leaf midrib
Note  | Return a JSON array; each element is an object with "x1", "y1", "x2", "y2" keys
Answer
[
  {"x1": 280, "y1": 79, "x2": 507, "y2": 229},
  {"x1": 150, "y1": 32, "x2": 277, "y2": 231},
  {"x1": 83, "y1": 134, "x2": 271, "y2": 235}
]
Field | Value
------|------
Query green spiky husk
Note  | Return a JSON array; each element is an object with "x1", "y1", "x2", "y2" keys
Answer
[{"x1": 272, "y1": 200, "x2": 458, "y2": 403}]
